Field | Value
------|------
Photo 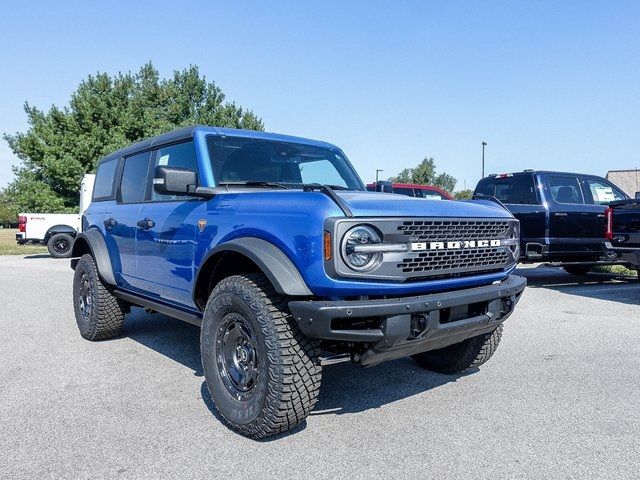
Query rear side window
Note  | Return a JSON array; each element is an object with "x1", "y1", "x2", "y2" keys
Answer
[
  {"x1": 549, "y1": 176, "x2": 584, "y2": 204},
  {"x1": 393, "y1": 187, "x2": 414, "y2": 196},
  {"x1": 415, "y1": 188, "x2": 445, "y2": 200},
  {"x1": 92, "y1": 158, "x2": 118, "y2": 200},
  {"x1": 151, "y1": 141, "x2": 199, "y2": 201},
  {"x1": 476, "y1": 176, "x2": 538, "y2": 204},
  {"x1": 120, "y1": 151, "x2": 152, "y2": 203},
  {"x1": 584, "y1": 178, "x2": 626, "y2": 205}
]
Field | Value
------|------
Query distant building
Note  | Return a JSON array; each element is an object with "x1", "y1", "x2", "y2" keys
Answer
[{"x1": 606, "y1": 169, "x2": 640, "y2": 197}]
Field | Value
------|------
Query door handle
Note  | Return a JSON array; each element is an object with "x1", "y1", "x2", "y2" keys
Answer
[
  {"x1": 137, "y1": 218, "x2": 155, "y2": 230},
  {"x1": 553, "y1": 212, "x2": 568, "y2": 217},
  {"x1": 103, "y1": 217, "x2": 118, "y2": 229}
]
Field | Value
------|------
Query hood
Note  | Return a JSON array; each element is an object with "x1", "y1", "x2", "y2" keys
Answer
[{"x1": 334, "y1": 191, "x2": 513, "y2": 218}]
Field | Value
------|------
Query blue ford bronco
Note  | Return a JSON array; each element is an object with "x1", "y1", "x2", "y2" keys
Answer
[{"x1": 70, "y1": 125, "x2": 526, "y2": 438}]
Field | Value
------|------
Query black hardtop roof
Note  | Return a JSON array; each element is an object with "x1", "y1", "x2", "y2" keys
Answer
[
  {"x1": 100, "y1": 125, "x2": 197, "y2": 163},
  {"x1": 97, "y1": 125, "x2": 336, "y2": 165},
  {"x1": 483, "y1": 170, "x2": 608, "y2": 180}
]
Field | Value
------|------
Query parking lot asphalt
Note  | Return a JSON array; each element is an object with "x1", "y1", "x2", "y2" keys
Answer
[{"x1": 1, "y1": 255, "x2": 639, "y2": 479}]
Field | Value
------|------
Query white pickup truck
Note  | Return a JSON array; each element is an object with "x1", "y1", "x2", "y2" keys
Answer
[{"x1": 16, "y1": 175, "x2": 95, "y2": 258}]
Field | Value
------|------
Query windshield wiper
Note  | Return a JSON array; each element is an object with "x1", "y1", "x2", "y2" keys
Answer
[
  {"x1": 218, "y1": 181, "x2": 290, "y2": 190},
  {"x1": 302, "y1": 184, "x2": 353, "y2": 217}
]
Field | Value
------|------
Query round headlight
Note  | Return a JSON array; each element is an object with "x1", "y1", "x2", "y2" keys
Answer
[{"x1": 341, "y1": 225, "x2": 382, "y2": 271}]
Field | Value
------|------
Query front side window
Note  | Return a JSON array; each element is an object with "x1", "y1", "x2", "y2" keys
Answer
[
  {"x1": 93, "y1": 157, "x2": 118, "y2": 200},
  {"x1": 120, "y1": 151, "x2": 152, "y2": 203},
  {"x1": 206, "y1": 136, "x2": 363, "y2": 190},
  {"x1": 548, "y1": 176, "x2": 584, "y2": 204},
  {"x1": 584, "y1": 178, "x2": 626, "y2": 205},
  {"x1": 151, "y1": 141, "x2": 199, "y2": 201}
]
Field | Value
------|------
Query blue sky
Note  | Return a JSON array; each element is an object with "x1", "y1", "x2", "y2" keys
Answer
[{"x1": 1, "y1": 1, "x2": 639, "y2": 190}]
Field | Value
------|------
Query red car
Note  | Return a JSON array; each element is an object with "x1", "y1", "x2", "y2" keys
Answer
[{"x1": 366, "y1": 182, "x2": 453, "y2": 200}]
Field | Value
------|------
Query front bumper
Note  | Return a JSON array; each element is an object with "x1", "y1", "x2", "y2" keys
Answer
[
  {"x1": 289, "y1": 275, "x2": 526, "y2": 366},
  {"x1": 15, "y1": 233, "x2": 25, "y2": 244}
]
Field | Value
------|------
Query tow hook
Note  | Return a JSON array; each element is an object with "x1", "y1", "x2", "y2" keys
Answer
[{"x1": 501, "y1": 297, "x2": 514, "y2": 316}]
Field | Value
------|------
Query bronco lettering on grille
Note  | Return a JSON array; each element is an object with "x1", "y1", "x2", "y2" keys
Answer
[{"x1": 411, "y1": 239, "x2": 502, "y2": 251}]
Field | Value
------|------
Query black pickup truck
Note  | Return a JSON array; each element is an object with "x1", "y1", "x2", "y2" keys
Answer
[
  {"x1": 474, "y1": 170, "x2": 629, "y2": 274},
  {"x1": 605, "y1": 199, "x2": 640, "y2": 269}
]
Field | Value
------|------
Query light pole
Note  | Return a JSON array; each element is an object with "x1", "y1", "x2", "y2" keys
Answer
[
  {"x1": 376, "y1": 169, "x2": 383, "y2": 183},
  {"x1": 481, "y1": 141, "x2": 487, "y2": 178}
]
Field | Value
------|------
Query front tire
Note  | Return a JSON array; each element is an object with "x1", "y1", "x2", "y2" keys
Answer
[
  {"x1": 47, "y1": 232, "x2": 74, "y2": 258},
  {"x1": 201, "y1": 273, "x2": 322, "y2": 439},
  {"x1": 412, "y1": 325, "x2": 503, "y2": 374},
  {"x1": 72, "y1": 254, "x2": 126, "y2": 340}
]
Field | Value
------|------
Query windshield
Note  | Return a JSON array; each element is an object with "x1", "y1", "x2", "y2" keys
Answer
[{"x1": 206, "y1": 135, "x2": 364, "y2": 190}]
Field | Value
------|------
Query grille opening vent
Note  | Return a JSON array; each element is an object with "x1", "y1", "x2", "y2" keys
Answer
[
  {"x1": 439, "y1": 301, "x2": 488, "y2": 324},
  {"x1": 398, "y1": 219, "x2": 510, "y2": 241},
  {"x1": 331, "y1": 317, "x2": 383, "y2": 332},
  {"x1": 398, "y1": 248, "x2": 509, "y2": 273}
]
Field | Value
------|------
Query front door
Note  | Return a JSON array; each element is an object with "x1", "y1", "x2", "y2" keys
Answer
[{"x1": 134, "y1": 140, "x2": 202, "y2": 307}]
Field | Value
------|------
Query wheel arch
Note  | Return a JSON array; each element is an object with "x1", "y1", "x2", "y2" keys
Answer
[
  {"x1": 45, "y1": 224, "x2": 77, "y2": 241},
  {"x1": 70, "y1": 229, "x2": 116, "y2": 285},
  {"x1": 193, "y1": 237, "x2": 313, "y2": 310}
]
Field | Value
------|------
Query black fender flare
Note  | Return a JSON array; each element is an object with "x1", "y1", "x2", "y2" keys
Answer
[
  {"x1": 70, "y1": 229, "x2": 116, "y2": 285},
  {"x1": 45, "y1": 224, "x2": 78, "y2": 241},
  {"x1": 198, "y1": 237, "x2": 313, "y2": 297}
]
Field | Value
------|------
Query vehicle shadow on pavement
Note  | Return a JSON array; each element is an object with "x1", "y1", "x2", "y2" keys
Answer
[
  {"x1": 123, "y1": 306, "x2": 467, "y2": 438},
  {"x1": 517, "y1": 266, "x2": 640, "y2": 306},
  {"x1": 24, "y1": 254, "x2": 53, "y2": 259},
  {"x1": 312, "y1": 359, "x2": 466, "y2": 416},
  {"x1": 124, "y1": 308, "x2": 203, "y2": 376}
]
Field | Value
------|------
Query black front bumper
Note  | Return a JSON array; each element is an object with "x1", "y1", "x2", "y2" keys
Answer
[{"x1": 289, "y1": 275, "x2": 527, "y2": 366}]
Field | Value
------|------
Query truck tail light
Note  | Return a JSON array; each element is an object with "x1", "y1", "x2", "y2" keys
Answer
[
  {"x1": 604, "y1": 207, "x2": 613, "y2": 240},
  {"x1": 323, "y1": 231, "x2": 332, "y2": 261},
  {"x1": 18, "y1": 216, "x2": 26, "y2": 233}
]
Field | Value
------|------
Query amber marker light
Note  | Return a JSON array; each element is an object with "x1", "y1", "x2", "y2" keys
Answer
[{"x1": 323, "y1": 231, "x2": 332, "y2": 261}]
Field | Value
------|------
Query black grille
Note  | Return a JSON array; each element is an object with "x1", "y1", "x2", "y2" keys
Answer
[
  {"x1": 397, "y1": 219, "x2": 511, "y2": 241},
  {"x1": 398, "y1": 248, "x2": 510, "y2": 274}
]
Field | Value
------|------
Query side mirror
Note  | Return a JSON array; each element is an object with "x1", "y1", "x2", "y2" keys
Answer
[
  {"x1": 635, "y1": 192, "x2": 640, "y2": 199},
  {"x1": 153, "y1": 166, "x2": 197, "y2": 195},
  {"x1": 375, "y1": 180, "x2": 393, "y2": 193}
]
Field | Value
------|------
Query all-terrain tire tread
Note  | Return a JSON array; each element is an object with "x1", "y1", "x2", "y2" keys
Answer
[
  {"x1": 74, "y1": 254, "x2": 126, "y2": 340},
  {"x1": 412, "y1": 325, "x2": 503, "y2": 374},
  {"x1": 204, "y1": 273, "x2": 321, "y2": 438}
]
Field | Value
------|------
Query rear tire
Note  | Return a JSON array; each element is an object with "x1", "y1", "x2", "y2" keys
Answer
[
  {"x1": 562, "y1": 265, "x2": 592, "y2": 276},
  {"x1": 47, "y1": 232, "x2": 74, "y2": 258},
  {"x1": 412, "y1": 325, "x2": 503, "y2": 374},
  {"x1": 72, "y1": 254, "x2": 126, "y2": 340},
  {"x1": 201, "y1": 273, "x2": 322, "y2": 439}
]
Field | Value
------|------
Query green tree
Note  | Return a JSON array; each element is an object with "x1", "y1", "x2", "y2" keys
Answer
[
  {"x1": 3, "y1": 62, "x2": 263, "y2": 213},
  {"x1": 389, "y1": 157, "x2": 457, "y2": 193},
  {"x1": 453, "y1": 189, "x2": 474, "y2": 200},
  {"x1": 0, "y1": 190, "x2": 19, "y2": 227}
]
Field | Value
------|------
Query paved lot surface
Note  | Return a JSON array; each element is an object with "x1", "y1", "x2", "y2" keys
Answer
[{"x1": 1, "y1": 255, "x2": 639, "y2": 479}]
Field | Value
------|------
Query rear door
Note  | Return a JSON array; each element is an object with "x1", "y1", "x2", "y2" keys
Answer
[
  {"x1": 545, "y1": 174, "x2": 599, "y2": 239},
  {"x1": 108, "y1": 150, "x2": 152, "y2": 289}
]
